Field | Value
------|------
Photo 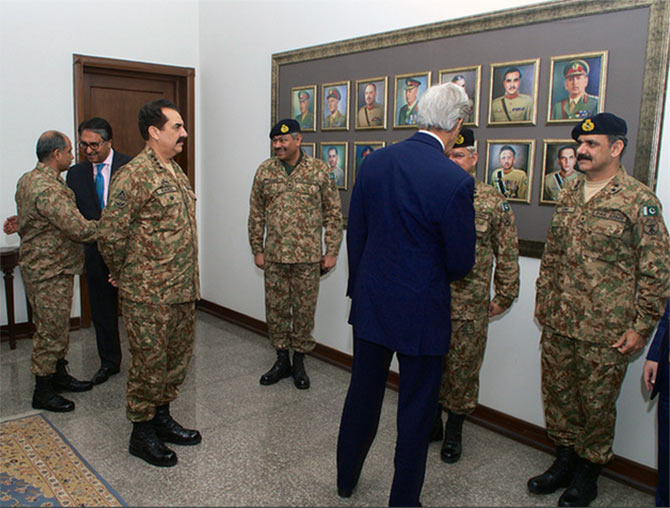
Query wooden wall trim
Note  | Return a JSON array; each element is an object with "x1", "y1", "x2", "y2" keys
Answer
[
  {"x1": 196, "y1": 299, "x2": 656, "y2": 495},
  {"x1": 1, "y1": 318, "x2": 80, "y2": 342}
]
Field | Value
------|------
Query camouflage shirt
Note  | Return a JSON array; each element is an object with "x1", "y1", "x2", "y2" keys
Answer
[
  {"x1": 15, "y1": 162, "x2": 97, "y2": 282},
  {"x1": 248, "y1": 153, "x2": 343, "y2": 263},
  {"x1": 536, "y1": 166, "x2": 670, "y2": 344},
  {"x1": 451, "y1": 180, "x2": 520, "y2": 319},
  {"x1": 98, "y1": 146, "x2": 200, "y2": 305}
]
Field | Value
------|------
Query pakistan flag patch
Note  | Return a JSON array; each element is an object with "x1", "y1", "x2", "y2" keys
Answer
[
  {"x1": 642, "y1": 205, "x2": 658, "y2": 216},
  {"x1": 502, "y1": 202, "x2": 510, "y2": 212}
]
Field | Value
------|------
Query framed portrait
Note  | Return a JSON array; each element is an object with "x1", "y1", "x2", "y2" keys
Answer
[
  {"x1": 322, "y1": 81, "x2": 350, "y2": 131},
  {"x1": 355, "y1": 76, "x2": 388, "y2": 130},
  {"x1": 439, "y1": 66, "x2": 481, "y2": 127},
  {"x1": 291, "y1": 85, "x2": 317, "y2": 132},
  {"x1": 540, "y1": 140, "x2": 580, "y2": 204},
  {"x1": 353, "y1": 141, "x2": 386, "y2": 183},
  {"x1": 485, "y1": 140, "x2": 535, "y2": 203},
  {"x1": 547, "y1": 51, "x2": 608, "y2": 123},
  {"x1": 301, "y1": 142, "x2": 315, "y2": 158},
  {"x1": 488, "y1": 59, "x2": 540, "y2": 126},
  {"x1": 393, "y1": 71, "x2": 431, "y2": 128},
  {"x1": 320, "y1": 142, "x2": 348, "y2": 190}
]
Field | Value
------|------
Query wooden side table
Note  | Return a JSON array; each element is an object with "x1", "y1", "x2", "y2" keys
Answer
[{"x1": 1, "y1": 246, "x2": 20, "y2": 349}]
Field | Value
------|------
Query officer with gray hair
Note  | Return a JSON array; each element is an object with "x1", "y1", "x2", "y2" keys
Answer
[{"x1": 337, "y1": 82, "x2": 476, "y2": 506}]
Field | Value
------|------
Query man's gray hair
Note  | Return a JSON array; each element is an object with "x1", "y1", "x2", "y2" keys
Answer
[
  {"x1": 36, "y1": 131, "x2": 67, "y2": 162},
  {"x1": 416, "y1": 83, "x2": 469, "y2": 132}
]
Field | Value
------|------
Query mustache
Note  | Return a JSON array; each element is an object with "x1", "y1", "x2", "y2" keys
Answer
[
  {"x1": 577, "y1": 154, "x2": 591, "y2": 161},
  {"x1": 177, "y1": 137, "x2": 187, "y2": 144}
]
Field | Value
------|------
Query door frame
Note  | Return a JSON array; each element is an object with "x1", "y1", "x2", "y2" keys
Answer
[{"x1": 73, "y1": 54, "x2": 196, "y2": 326}]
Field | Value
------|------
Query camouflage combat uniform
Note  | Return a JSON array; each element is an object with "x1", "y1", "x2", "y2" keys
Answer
[
  {"x1": 440, "y1": 180, "x2": 519, "y2": 414},
  {"x1": 536, "y1": 166, "x2": 670, "y2": 463},
  {"x1": 15, "y1": 162, "x2": 98, "y2": 375},
  {"x1": 248, "y1": 151, "x2": 343, "y2": 352},
  {"x1": 98, "y1": 146, "x2": 199, "y2": 422}
]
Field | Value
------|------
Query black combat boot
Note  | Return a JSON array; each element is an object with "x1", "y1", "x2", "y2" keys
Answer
[
  {"x1": 32, "y1": 375, "x2": 75, "y2": 412},
  {"x1": 292, "y1": 352, "x2": 310, "y2": 389},
  {"x1": 558, "y1": 457, "x2": 601, "y2": 507},
  {"x1": 52, "y1": 359, "x2": 93, "y2": 392},
  {"x1": 152, "y1": 404, "x2": 202, "y2": 445},
  {"x1": 440, "y1": 410, "x2": 465, "y2": 463},
  {"x1": 259, "y1": 349, "x2": 292, "y2": 385},
  {"x1": 429, "y1": 405, "x2": 444, "y2": 442},
  {"x1": 527, "y1": 445, "x2": 578, "y2": 494},
  {"x1": 129, "y1": 421, "x2": 177, "y2": 467}
]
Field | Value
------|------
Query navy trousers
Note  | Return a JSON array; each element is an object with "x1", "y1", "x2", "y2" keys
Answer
[
  {"x1": 337, "y1": 335, "x2": 443, "y2": 507},
  {"x1": 658, "y1": 391, "x2": 668, "y2": 507}
]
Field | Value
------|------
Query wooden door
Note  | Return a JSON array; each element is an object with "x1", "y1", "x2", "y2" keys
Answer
[{"x1": 73, "y1": 55, "x2": 195, "y2": 326}]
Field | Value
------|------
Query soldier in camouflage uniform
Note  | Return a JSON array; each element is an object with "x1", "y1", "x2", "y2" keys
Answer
[
  {"x1": 430, "y1": 128, "x2": 520, "y2": 464},
  {"x1": 98, "y1": 99, "x2": 201, "y2": 468},
  {"x1": 13, "y1": 131, "x2": 97, "y2": 412},
  {"x1": 248, "y1": 118, "x2": 343, "y2": 390},
  {"x1": 529, "y1": 113, "x2": 670, "y2": 506}
]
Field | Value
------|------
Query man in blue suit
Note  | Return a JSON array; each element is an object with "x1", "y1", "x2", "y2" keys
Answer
[
  {"x1": 67, "y1": 118, "x2": 132, "y2": 385},
  {"x1": 643, "y1": 300, "x2": 669, "y2": 507},
  {"x1": 337, "y1": 82, "x2": 476, "y2": 507}
]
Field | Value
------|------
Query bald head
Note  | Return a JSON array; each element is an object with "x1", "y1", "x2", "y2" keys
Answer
[{"x1": 36, "y1": 130, "x2": 73, "y2": 171}]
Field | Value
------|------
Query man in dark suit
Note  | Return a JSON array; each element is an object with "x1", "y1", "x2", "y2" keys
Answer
[
  {"x1": 67, "y1": 118, "x2": 132, "y2": 385},
  {"x1": 337, "y1": 82, "x2": 476, "y2": 507},
  {"x1": 643, "y1": 300, "x2": 669, "y2": 507}
]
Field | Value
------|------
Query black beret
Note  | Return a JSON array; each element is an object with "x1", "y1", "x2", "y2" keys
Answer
[
  {"x1": 571, "y1": 112, "x2": 627, "y2": 141},
  {"x1": 453, "y1": 127, "x2": 475, "y2": 148},
  {"x1": 270, "y1": 119, "x2": 301, "y2": 138}
]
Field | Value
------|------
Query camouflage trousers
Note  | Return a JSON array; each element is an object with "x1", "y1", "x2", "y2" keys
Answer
[
  {"x1": 439, "y1": 318, "x2": 488, "y2": 414},
  {"x1": 122, "y1": 299, "x2": 195, "y2": 422},
  {"x1": 264, "y1": 261, "x2": 320, "y2": 353},
  {"x1": 541, "y1": 328, "x2": 628, "y2": 464},
  {"x1": 24, "y1": 274, "x2": 73, "y2": 376}
]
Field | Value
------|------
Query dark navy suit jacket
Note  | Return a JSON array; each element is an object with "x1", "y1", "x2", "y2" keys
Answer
[
  {"x1": 346, "y1": 132, "x2": 476, "y2": 356},
  {"x1": 648, "y1": 300, "x2": 669, "y2": 399}
]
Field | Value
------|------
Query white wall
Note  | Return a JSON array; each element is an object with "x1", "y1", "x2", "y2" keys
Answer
[
  {"x1": 0, "y1": 0, "x2": 201, "y2": 321},
  {"x1": 197, "y1": 0, "x2": 670, "y2": 469},
  {"x1": 0, "y1": 0, "x2": 666, "y2": 470}
]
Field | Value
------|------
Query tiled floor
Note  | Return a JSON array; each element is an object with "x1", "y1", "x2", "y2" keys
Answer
[{"x1": 0, "y1": 311, "x2": 655, "y2": 506}]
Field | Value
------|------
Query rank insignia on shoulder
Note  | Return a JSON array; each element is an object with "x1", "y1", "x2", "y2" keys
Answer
[
  {"x1": 115, "y1": 190, "x2": 127, "y2": 201},
  {"x1": 642, "y1": 205, "x2": 659, "y2": 216}
]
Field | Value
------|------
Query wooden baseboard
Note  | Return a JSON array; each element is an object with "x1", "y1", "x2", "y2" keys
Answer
[
  {"x1": 1, "y1": 318, "x2": 81, "y2": 343},
  {"x1": 196, "y1": 298, "x2": 657, "y2": 495}
]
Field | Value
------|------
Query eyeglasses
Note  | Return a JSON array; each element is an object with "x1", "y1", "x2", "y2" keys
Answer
[{"x1": 78, "y1": 140, "x2": 107, "y2": 150}]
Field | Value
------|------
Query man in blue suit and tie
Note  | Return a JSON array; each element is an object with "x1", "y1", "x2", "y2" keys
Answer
[
  {"x1": 337, "y1": 82, "x2": 476, "y2": 507},
  {"x1": 67, "y1": 118, "x2": 132, "y2": 385},
  {"x1": 643, "y1": 300, "x2": 669, "y2": 507}
]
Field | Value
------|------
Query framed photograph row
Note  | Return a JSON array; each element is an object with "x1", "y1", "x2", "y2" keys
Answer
[{"x1": 290, "y1": 51, "x2": 607, "y2": 132}]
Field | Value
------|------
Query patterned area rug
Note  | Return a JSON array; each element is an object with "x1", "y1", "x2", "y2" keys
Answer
[{"x1": 0, "y1": 413, "x2": 125, "y2": 507}]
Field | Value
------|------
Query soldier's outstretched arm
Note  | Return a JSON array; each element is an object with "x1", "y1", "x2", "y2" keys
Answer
[
  {"x1": 35, "y1": 188, "x2": 97, "y2": 243},
  {"x1": 491, "y1": 198, "x2": 520, "y2": 312}
]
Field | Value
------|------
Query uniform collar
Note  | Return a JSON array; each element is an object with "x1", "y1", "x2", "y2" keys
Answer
[{"x1": 36, "y1": 161, "x2": 62, "y2": 179}]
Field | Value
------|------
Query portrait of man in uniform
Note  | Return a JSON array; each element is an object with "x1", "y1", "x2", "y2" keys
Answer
[
  {"x1": 322, "y1": 81, "x2": 349, "y2": 131},
  {"x1": 291, "y1": 85, "x2": 317, "y2": 132},
  {"x1": 541, "y1": 141, "x2": 580, "y2": 203},
  {"x1": 301, "y1": 142, "x2": 315, "y2": 158},
  {"x1": 353, "y1": 141, "x2": 385, "y2": 183},
  {"x1": 320, "y1": 142, "x2": 348, "y2": 190},
  {"x1": 355, "y1": 77, "x2": 387, "y2": 130},
  {"x1": 394, "y1": 72, "x2": 430, "y2": 128},
  {"x1": 488, "y1": 59, "x2": 539, "y2": 125},
  {"x1": 548, "y1": 52, "x2": 607, "y2": 123},
  {"x1": 485, "y1": 140, "x2": 535, "y2": 203},
  {"x1": 439, "y1": 66, "x2": 481, "y2": 126}
]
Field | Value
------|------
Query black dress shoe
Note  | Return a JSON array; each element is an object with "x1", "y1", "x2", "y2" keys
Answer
[
  {"x1": 53, "y1": 359, "x2": 93, "y2": 392},
  {"x1": 260, "y1": 349, "x2": 292, "y2": 385},
  {"x1": 292, "y1": 352, "x2": 310, "y2": 390},
  {"x1": 91, "y1": 366, "x2": 120, "y2": 385},
  {"x1": 129, "y1": 421, "x2": 177, "y2": 467},
  {"x1": 337, "y1": 487, "x2": 353, "y2": 498},
  {"x1": 32, "y1": 375, "x2": 75, "y2": 412},
  {"x1": 153, "y1": 404, "x2": 202, "y2": 445}
]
